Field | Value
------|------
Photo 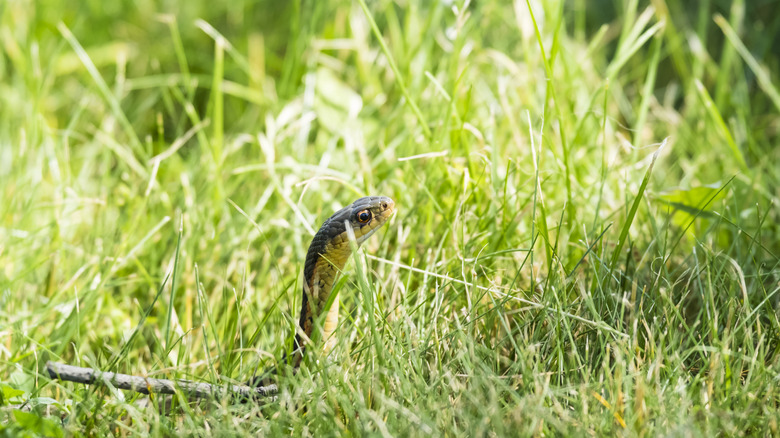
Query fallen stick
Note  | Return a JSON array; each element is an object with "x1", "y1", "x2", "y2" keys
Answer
[{"x1": 46, "y1": 361, "x2": 277, "y2": 400}]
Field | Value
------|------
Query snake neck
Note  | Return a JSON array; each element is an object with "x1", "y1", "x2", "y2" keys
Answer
[
  {"x1": 287, "y1": 196, "x2": 394, "y2": 370},
  {"x1": 293, "y1": 230, "x2": 353, "y2": 367},
  {"x1": 248, "y1": 197, "x2": 393, "y2": 386}
]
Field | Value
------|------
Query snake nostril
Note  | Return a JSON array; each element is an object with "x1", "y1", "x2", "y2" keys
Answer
[{"x1": 382, "y1": 202, "x2": 387, "y2": 209}]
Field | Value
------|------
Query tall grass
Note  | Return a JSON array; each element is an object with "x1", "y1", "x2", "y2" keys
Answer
[{"x1": 1, "y1": 0, "x2": 779, "y2": 435}]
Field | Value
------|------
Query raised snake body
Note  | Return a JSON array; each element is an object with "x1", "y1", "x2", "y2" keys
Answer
[{"x1": 251, "y1": 196, "x2": 395, "y2": 381}]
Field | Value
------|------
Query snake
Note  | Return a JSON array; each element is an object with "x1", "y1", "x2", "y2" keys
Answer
[{"x1": 251, "y1": 196, "x2": 395, "y2": 382}]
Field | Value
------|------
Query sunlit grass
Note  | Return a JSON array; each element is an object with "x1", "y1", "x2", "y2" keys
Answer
[{"x1": 1, "y1": 0, "x2": 779, "y2": 435}]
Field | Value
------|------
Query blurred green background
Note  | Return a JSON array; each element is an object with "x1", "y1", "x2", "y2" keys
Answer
[{"x1": 1, "y1": 0, "x2": 779, "y2": 435}]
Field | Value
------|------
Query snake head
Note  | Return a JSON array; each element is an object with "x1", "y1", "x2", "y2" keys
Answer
[
  {"x1": 346, "y1": 196, "x2": 395, "y2": 245},
  {"x1": 303, "y1": 196, "x2": 396, "y2": 283}
]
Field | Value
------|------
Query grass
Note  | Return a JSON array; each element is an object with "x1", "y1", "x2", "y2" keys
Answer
[{"x1": 2, "y1": 0, "x2": 779, "y2": 435}]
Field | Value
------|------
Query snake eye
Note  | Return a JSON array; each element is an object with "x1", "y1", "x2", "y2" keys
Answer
[{"x1": 356, "y1": 210, "x2": 371, "y2": 223}]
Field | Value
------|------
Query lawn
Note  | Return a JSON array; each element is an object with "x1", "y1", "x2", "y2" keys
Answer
[{"x1": 2, "y1": 0, "x2": 779, "y2": 435}]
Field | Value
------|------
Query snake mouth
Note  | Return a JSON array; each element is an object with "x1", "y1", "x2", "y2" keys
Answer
[{"x1": 375, "y1": 197, "x2": 395, "y2": 222}]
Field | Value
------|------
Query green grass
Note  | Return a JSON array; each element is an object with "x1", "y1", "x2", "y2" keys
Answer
[{"x1": 2, "y1": 0, "x2": 780, "y2": 435}]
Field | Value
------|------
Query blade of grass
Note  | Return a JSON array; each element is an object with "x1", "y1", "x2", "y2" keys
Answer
[
  {"x1": 356, "y1": 0, "x2": 430, "y2": 139},
  {"x1": 714, "y1": 14, "x2": 780, "y2": 113},
  {"x1": 525, "y1": 0, "x2": 575, "y2": 233},
  {"x1": 694, "y1": 79, "x2": 748, "y2": 172},
  {"x1": 164, "y1": 217, "x2": 184, "y2": 357},
  {"x1": 714, "y1": 2, "x2": 744, "y2": 109},
  {"x1": 57, "y1": 22, "x2": 146, "y2": 160},
  {"x1": 633, "y1": 31, "x2": 663, "y2": 147},
  {"x1": 211, "y1": 35, "x2": 225, "y2": 165},
  {"x1": 609, "y1": 140, "x2": 663, "y2": 271}
]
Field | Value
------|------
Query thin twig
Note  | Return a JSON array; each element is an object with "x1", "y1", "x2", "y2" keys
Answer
[{"x1": 46, "y1": 361, "x2": 276, "y2": 400}]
